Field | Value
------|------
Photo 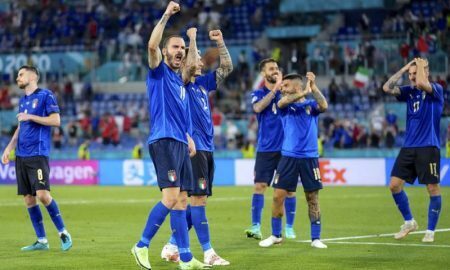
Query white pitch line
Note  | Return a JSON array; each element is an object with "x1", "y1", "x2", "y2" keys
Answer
[
  {"x1": 327, "y1": 241, "x2": 450, "y2": 248},
  {"x1": 296, "y1": 228, "x2": 450, "y2": 243}
]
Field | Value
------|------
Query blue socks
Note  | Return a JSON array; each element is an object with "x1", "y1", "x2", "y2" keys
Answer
[
  {"x1": 45, "y1": 200, "x2": 65, "y2": 233},
  {"x1": 311, "y1": 220, "x2": 321, "y2": 240},
  {"x1": 428, "y1": 195, "x2": 442, "y2": 231},
  {"x1": 252, "y1": 194, "x2": 264, "y2": 226},
  {"x1": 392, "y1": 190, "x2": 413, "y2": 221},
  {"x1": 171, "y1": 210, "x2": 193, "y2": 262},
  {"x1": 137, "y1": 201, "x2": 170, "y2": 248},
  {"x1": 284, "y1": 197, "x2": 296, "y2": 228},
  {"x1": 27, "y1": 205, "x2": 46, "y2": 239},
  {"x1": 271, "y1": 217, "x2": 282, "y2": 238},
  {"x1": 169, "y1": 205, "x2": 192, "y2": 245},
  {"x1": 191, "y1": 206, "x2": 211, "y2": 251}
]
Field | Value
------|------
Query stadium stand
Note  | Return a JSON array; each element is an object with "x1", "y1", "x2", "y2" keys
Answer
[{"x1": 0, "y1": 0, "x2": 449, "y2": 158}]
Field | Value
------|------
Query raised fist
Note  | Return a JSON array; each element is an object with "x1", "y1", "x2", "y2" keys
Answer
[
  {"x1": 165, "y1": 1, "x2": 180, "y2": 16},
  {"x1": 209, "y1": 30, "x2": 223, "y2": 42},
  {"x1": 187, "y1": 27, "x2": 197, "y2": 39}
]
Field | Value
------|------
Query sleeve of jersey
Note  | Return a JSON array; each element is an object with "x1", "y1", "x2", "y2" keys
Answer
[
  {"x1": 396, "y1": 86, "x2": 409, "y2": 102},
  {"x1": 251, "y1": 91, "x2": 262, "y2": 104},
  {"x1": 45, "y1": 93, "x2": 60, "y2": 115},
  {"x1": 431, "y1": 83, "x2": 444, "y2": 102},
  {"x1": 310, "y1": 101, "x2": 321, "y2": 116},
  {"x1": 148, "y1": 61, "x2": 164, "y2": 79},
  {"x1": 195, "y1": 72, "x2": 217, "y2": 92}
]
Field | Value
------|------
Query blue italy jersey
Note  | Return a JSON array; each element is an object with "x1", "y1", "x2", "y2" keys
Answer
[
  {"x1": 187, "y1": 71, "x2": 217, "y2": 152},
  {"x1": 251, "y1": 87, "x2": 283, "y2": 152},
  {"x1": 17, "y1": 88, "x2": 60, "y2": 157},
  {"x1": 147, "y1": 62, "x2": 192, "y2": 145},
  {"x1": 279, "y1": 99, "x2": 321, "y2": 158},
  {"x1": 398, "y1": 82, "x2": 444, "y2": 148}
]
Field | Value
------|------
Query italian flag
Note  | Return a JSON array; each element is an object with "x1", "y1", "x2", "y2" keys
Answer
[
  {"x1": 353, "y1": 67, "x2": 371, "y2": 88},
  {"x1": 252, "y1": 73, "x2": 264, "y2": 90}
]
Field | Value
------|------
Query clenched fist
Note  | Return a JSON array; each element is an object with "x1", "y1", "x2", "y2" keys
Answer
[
  {"x1": 209, "y1": 30, "x2": 223, "y2": 42},
  {"x1": 187, "y1": 27, "x2": 197, "y2": 40},
  {"x1": 165, "y1": 1, "x2": 180, "y2": 16}
]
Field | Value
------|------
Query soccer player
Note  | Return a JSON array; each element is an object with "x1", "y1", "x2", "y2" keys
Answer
[
  {"x1": 245, "y1": 59, "x2": 297, "y2": 240},
  {"x1": 1, "y1": 65, "x2": 72, "y2": 251},
  {"x1": 161, "y1": 27, "x2": 232, "y2": 266},
  {"x1": 259, "y1": 72, "x2": 328, "y2": 249},
  {"x1": 382, "y1": 58, "x2": 443, "y2": 242},
  {"x1": 130, "y1": 2, "x2": 210, "y2": 270}
]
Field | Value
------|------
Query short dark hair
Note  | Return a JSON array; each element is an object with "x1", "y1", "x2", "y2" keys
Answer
[
  {"x1": 283, "y1": 73, "x2": 303, "y2": 81},
  {"x1": 259, "y1": 58, "x2": 277, "y2": 72},
  {"x1": 162, "y1": 35, "x2": 184, "y2": 48},
  {"x1": 19, "y1": 65, "x2": 40, "y2": 78}
]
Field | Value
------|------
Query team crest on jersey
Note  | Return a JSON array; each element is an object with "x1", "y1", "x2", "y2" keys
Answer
[
  {"x1": 305, "y1": 106, "x2": 311, "y2": 115},
  {"x1": 274, "y1": 174, "x2": 280, "y2": 184},
  {"x1": 198, "y1": 178, "x2": 207, "y2": 190},
  {"x1": 168, "y1": 170, "x2": 177, "y2": 182},
  {"x1": 421, "y1": 91, "x2": 426, "y2": 100},
  {"x1": 32, "y1": 99, "x2": 38, "y2": 109},
  {"x1": 251, "y1": 96, "x2": 258, "y2": 103}
]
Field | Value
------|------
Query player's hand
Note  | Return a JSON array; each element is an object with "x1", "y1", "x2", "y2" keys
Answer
[
  {"x1": 402, "y1": 59, "x2": 415, "y2": 72},
  {"x1": 416, "y1": 58, "x2": 427, "y2": 67},
  {"x1": 165, "y1": 1, "x2": 180, "y2": 16},
  {"x1": 187, "y1": 136, "x2": 196, "y2": 157},
  {"x1": 1, "y1": 149, "x2": 9, "y2": 164},
  {"x1": 17, "y1": 112, "x2": 31, "y2": 122},
  {"x1": 273, "y1": 71, "x2": 283, "y2": 93},
  {"x1": 187, "y1": 27, "x2": 197, "y2": 40},
  {"x1": 306, "y1": 72, "x2": 316, "y2": 85},
  {"x1": 209, "y1": 30, "x2": 223, "y2": 42},
  {"x1": 303, "y1": 81, "x2": 312, "y2": 95}
]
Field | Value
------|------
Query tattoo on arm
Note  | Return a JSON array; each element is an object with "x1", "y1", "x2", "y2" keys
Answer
[
  {"x1": 383, "y1": 71, "x2": 403, "y2": 96},
  {"x1": 312, "y1": 86, "x2": 328, "y2": 112},
  {"x1": 215, "y1": 41, "x2": 233, "y2": 85},
  {"x1": 278, "y1": 91, "x2": 307, "y2": 108},
  {"x1": 305, "y1": 191, "x2": 321, "y2": 223},
  {"x1": 253, "y1": 92, "x2": 275, "y2": 113}
]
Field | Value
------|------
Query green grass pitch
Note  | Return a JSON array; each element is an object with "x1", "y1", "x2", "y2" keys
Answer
[{"x1": 0, "y1": 186, "x2": 449, "y2": 270}]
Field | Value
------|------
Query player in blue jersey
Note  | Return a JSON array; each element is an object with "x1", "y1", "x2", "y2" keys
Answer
[
  {"x1": 245, "y1": 59, "x2": 298, "y2": 240},
  {"x1": 383, "y1": 58, "x2": 444, "y2": 242},
  {"x1": 1, "y1": 65, "x2": 72, "y2": 251},
  {"x1": 160, "y1": 27, "x2": 233, "y2": 266},
  {"x1": 259, "y1": 72, "x2": 328, "y2": 249},
  {"x1": 131, "y1": 2, "x2": 210, "y2": 270}
]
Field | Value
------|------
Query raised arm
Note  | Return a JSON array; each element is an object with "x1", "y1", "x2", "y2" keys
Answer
[
  {"x1": 148, "y1": 1, "x2": 180, "y2": 69},
  {"x1": 209, "y1": 30, "x2": 233, "y2": 85},
  {"x1": 254, "y1": 72, "x2": 281, "y2": 113},
  {"x1": 307, "y1": 72, "x2": 328, "y2": 112},
  {"x1": 383, "y1": 60, "x2": 414, "y2": 96},
  {"x1": 415, "y1": 58, "x2": 432, "y2": 93},
  {"x1": 277, "y1": 82, "x2": 311, "y2": 109},
  {"x1": 1, "y1": 126, "x2": 19, "y2": 164},
  {"x1": 182, "y1": 27, "x2": 198, "y2": 84}
]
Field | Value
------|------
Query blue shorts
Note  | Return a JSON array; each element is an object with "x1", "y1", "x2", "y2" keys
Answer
[
  {"x1": 254, "y1": 151, "x2": 281, "y2": 184},
  {"x1": 189, "y1": 151, "x2": 215, "y2": 197},
  {"x1": 273, "y1": 156, "x2": 323, "y2": 192},
  {"x1": 149, "y1": 139, "x2": 194, "y2": 191}
]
